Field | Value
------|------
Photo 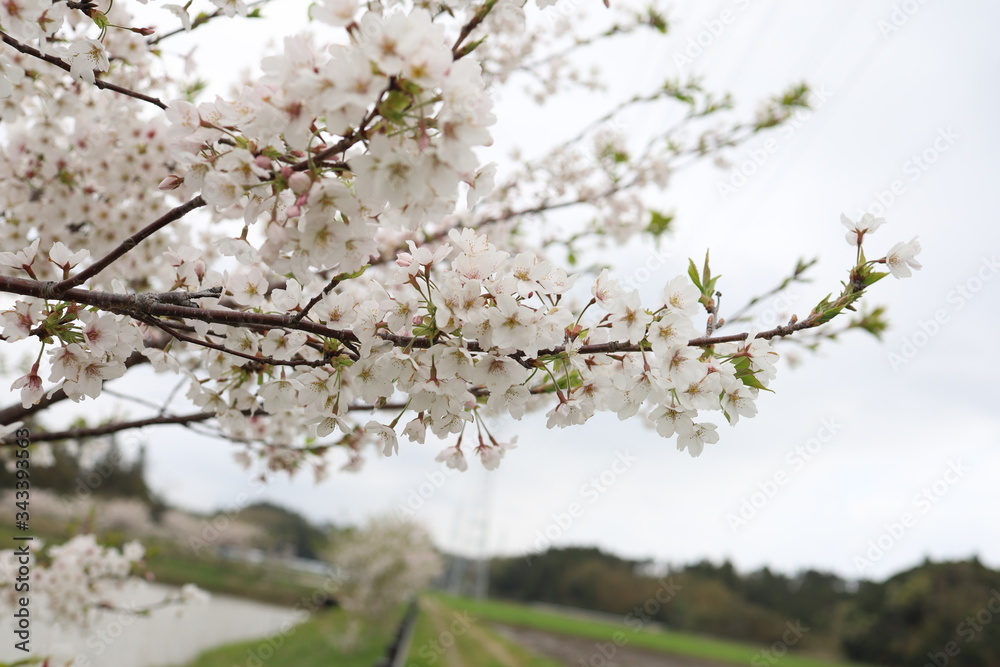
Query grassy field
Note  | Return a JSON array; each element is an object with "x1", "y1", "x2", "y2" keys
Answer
[
  {"x1": 174, "y1": 606, "x2": 402, "y2": 667},
  {"x1": 145, "y1": 546, "x2": 324, "y2": 607},
  {"x1": 406, "y1": 596, "x2": 562, "y2": 667},
  {"x1": 431, "y1": 594, "x2": 875, "y2": 667}
]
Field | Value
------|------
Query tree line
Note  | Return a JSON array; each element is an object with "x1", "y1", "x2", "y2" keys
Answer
[{"x1": 489, "y1": 547, "x2": 1000, "y2": 666}]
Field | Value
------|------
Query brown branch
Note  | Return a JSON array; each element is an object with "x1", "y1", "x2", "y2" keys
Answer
[
  {"x1": 452, "y1": 0, "x2": 497, "y2": 59},
  {"x1": 0, "y1": 31, "x2": 167, "y2": 110},
  {"x1": 137, "y1": 313, "x2": 341, "y2": 368},
  {"x1": 51, "y1": 195, "x2": 206, "y2": 293},
  {"x1": 291, "y1": 271, "x2": 352, "y2": 324},
  {"x1": 0, "y1": 402, "x2": 408, "y2": 446},
  {"x1": 0, "y1": 273, "x2": 826, "y2": 361}
]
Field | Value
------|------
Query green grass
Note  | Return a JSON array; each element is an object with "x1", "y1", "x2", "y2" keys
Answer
[
  {"x1": 432, "y1": 594, "x2": 874, "y2": 667},
  {"x1": 406, "y1": 597, "x2": 562, "y2": 667},
  {"x1": 145, "y1": 547, "x2": 321, "y2": 607},
  {"x1": 176, "y1": 606, "x2": 402, "y2": 667}
]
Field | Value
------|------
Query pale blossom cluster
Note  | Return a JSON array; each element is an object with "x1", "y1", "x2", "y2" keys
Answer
[
  {"x1": 328, "y1": 515, "x2": 442, "y2": 627},
  {"x1": 160, "y1": 8, "x2": 497, "y2": 284},
  {"x1": 0, "y1": 534, "x2": 144, "y2": 628},
  {"x1": 0, "y1": 0, "x2": 926, "y2": 652},
  {"x1": 120, "y1": 227, "x2": 781, "y2": 472},
  {"x1": 0, "y1": 273, "x2": 144, "y2": 406}
]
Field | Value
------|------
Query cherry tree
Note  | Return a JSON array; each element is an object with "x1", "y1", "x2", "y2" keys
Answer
[
  {"x1": 328, "y1": 515, "x2": 441, "y2": 647},
  {"x1": 0, "y1": 0, "x2": 920, "y2": 655}
]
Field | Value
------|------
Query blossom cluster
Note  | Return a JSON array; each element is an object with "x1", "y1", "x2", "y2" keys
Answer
[
  {"x1": 0, "y1": 534, "x2": 143, "y2": 628},
  {"x1": 0, "y1": 242, "x2": 144, "y2": 406},
  {"x1": 0, "y1": 0, "x2": 925, "y2": 651},
  {"x1": 328, "y1": 515, "x2": 442, "y2": 632}
]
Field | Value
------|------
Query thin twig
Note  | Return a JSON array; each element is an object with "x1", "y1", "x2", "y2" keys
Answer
[
  {"x1": 137, "y1": 313, "x2": 340, "y2": 368},
  {"x1": 146, "y1": 0, "x2": 271, "y2": 46},
  {"x1": 0, "y1": 31, "x2": 167, "y2": 110},
  {"x1": 0, "y1": 402, "x2": 407, "y2": 446},
  {"x1": 51, "y1": 195, "x2": 206, "y2": 293}
]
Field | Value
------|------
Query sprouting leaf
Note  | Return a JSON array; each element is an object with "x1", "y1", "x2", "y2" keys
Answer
[{"x1": 647, "y1": 210, "x2": 674, "y2": 238}]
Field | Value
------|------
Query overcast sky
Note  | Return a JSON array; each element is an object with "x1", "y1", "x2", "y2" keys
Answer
[{"x1": 54, "y1": 0, "x2": 999, "y2": 583}]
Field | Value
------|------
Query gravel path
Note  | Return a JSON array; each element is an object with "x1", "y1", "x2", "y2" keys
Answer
[{"x1": 494, "y1": 624, "x2": 734, "y2": 667}]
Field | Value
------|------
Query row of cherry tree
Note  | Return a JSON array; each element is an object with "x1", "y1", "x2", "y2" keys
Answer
[{"x1": 0, "y1": 0, "x2": 919, "y2": 658}]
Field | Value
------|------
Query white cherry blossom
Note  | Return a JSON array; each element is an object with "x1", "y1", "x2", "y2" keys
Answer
[{"x1": 885, "y1": 237, "x2": 923, "y2": 278}]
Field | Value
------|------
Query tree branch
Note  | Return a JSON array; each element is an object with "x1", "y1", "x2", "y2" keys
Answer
[
  {"x1": 146, "y1": 0, "x2": 271, "y2": 46},
  {"x1": 452, "y1": 0, "x2": 497, "y2": 59},
  {"x1": 0, "y1": 403, "x2": 407, "y2": 446},
  {"x1": 0, "y1": 31, "x2": 168, "y2": 110},
  {"x1": 51, "y1": 195, "x2": 206, "y2": 293},
  {"x1": 0, "y1": 273, "x2": 828, "y2": 362},
  {"x1": 136, "y1": 313, "x2": 343, "y2": 368}
]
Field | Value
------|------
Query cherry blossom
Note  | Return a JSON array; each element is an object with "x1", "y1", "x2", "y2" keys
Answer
[
  {"x1": 841, "y1": 212, "x2": 886, "y2": 246},
  {"x1": 884, "y1": 237, "x2": 923, "y2": 278},
  {"x1": 66, "y1": 38, "x2": 110, "y2": 84},
  {"x1": 0, "y1": 0, "x2": 923, "y2": 644}
]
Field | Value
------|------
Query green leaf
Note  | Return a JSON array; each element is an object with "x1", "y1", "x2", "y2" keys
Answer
[
  {"x1": 647, "y1": 210, "x2": 674, "y2": 238},
  {"x1": 863, "y1": 271, "x2": 889, "y2": 287},
  {"x1": 455, "y1": 36, "x2": 487, "y2": 59},
  {"x1": 687, "y1": 258, "x2": 702, "y2": 290},
  {"x1": 378, "y1": 90, "x2": 412, "y2": 123},
  {"x1": 91, "y1": 10, "x2": 110, "y2": 29},
  {"x1": 739, "y1": 372, "x2": 773, "y2": 392},
  {"x1": 645, "y1": 9, "x2": 668, "y2": 32}
]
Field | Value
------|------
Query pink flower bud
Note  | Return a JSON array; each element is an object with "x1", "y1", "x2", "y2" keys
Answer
[
  {"x1": 254, "y1": 155, "x2": 272, "y2": 170},
  {"x1": 158, "y1": 175, "x2": 184, "y2": 190},
  {"x1": 289, "y1": 171, "x2": 311, "y2": 195}
]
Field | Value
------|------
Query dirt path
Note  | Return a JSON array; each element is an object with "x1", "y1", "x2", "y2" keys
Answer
[
  {"x1": 494, "y1": 624, "x2": 734, "y2": 667},
  {"x1": 421, "y1": 597, "x2": 529, "y2": 667}
]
